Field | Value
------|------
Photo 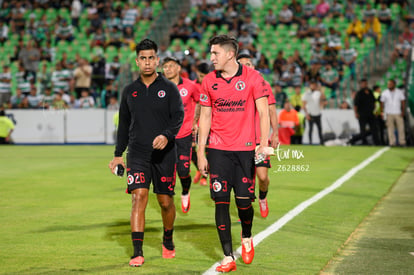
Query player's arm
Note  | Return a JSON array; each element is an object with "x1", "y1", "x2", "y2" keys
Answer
[
  {"x1": 197, "y1": 105, "x2": 212, "y2": 177},
  {"x1": 192, "y1": 102, "x2": 201, "y2": 135},
  {"x1": 109, "y1": 89, "x2": 130, "y2": 173},
  {"x1": 256, "y1": 96, "x2": 270, "y2": 157},
  {"x1": 269, "y1": 103, "x2": 279, "y2": 148}
]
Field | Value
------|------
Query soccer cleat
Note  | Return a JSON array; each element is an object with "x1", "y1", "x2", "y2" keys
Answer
[
  {"x1": 259, "y1": 198, "x2": 269, "y2": 218},
  {"x1": 162, "y1": 244, "x2": 175, "y2": 258},
  {"x1": 129, "y1": 256, "x2": 144, "y2": 267},
  {"x1": 215, "y1": 256, "x2": 237, "y2": 272},
  {"x1": 241, "y1": 237, "x2": 254, "y2": 264},
  {"x1": 181, "y1": 193, "x2": 190, "y2": 213},
  {"x1": 200, "y1": 178, "x2": 207, "y2": 186},
  {"x1": 193, "y1": 171, "x2": 201, "y2": 183}
]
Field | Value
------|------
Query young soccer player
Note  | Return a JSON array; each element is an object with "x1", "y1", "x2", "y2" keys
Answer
[
  {"x1": 108, "y1": 39, "x2": 184, "y2": 267},
  {"x1": 162, "y1": 57, "x2": 200, "y2": 213},
  {"x1": 237, "y1": 54, "x2": 279, "y2": 218},
  {"x1": 197, "y1": 35, "x2": 270, "y2": 272}
]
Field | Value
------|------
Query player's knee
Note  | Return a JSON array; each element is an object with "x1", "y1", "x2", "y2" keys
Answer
[
  {"x1": 158, "y1": 196, "x2": 174, "y2": 211},
  {"x1": 177, "y1": 168, "x2": 190, "y2": 178},
  {"x1": 215, "y1": 196, "x2": 230, "y2": 204},
  {"x1": 256, "y1": 169, "x2": 269, "y2": 182},
  {"x1": 235, "y1": 198, "x2": 252, "y2": 209}
]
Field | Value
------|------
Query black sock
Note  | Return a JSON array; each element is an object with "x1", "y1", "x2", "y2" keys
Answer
[
  {"x1": 259, "y1": 190, "x2": 268, "y2": 200},
  {"x1": 180, "y1": 176, "x2": 192, "y2": 195},
  {"x1": 131, "y1": 232, "x2": 144, "y2": 257},
  {"x1": 236, "y1": 198, "x2": 253, "y2": 238},
  {"x1": 163, "y1": 228, "x2": 174, "y2": 250},
  {"x1": 215, "y1": 197, "x2": 233, "y2": 257}
]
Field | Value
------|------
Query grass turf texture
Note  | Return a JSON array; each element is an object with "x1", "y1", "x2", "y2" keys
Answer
[
  {"x1": 322, "y1": 160, "x2": 414, "y2": 274},
  {"x1": 0, "y1": 145, "x2": 413, "y2": 274}
]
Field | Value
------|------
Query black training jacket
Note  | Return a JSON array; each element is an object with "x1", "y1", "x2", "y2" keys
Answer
[{"x1": 114, "y1": 73, "x2": 184, "y2": 158}]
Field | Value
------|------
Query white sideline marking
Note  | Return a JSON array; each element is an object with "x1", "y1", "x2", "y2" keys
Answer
[{"x1": 203, "y1": 147, "x2": 390, "y2": 275}]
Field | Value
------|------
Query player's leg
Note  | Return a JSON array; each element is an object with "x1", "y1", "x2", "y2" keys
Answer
[
  {"x1": 208, "y1": 149, "x2": 236, "y2": 272},
  {"x1": 256, "y1": 163, "x2": 270, "y2": 218},
  {"x1": 157, "y1": 194, "x2": 176, "y2": 258},
  {"x1": 234, "y1": 150, "x2": 256, "y2": 265},
  {"x1": 308, "y1": 117, "x2": 314, "y2": 144},
  {"x1": 176, "y1": 135, "x2": 193, "y2": 213},
  {"x1": 152, "y1": 146, "x2": 177, "y2": 258},
  {"x1": 126, "y1": 156, "x2": 152, "y2": 266}
]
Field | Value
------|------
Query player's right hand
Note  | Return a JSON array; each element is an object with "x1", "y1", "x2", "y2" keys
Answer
[
  {"x1": 197, "y1": 154, "x2": 209, "y2": 178},
  {"x1": 108, "y1": 157, "x2": 125, "y2": 174}
]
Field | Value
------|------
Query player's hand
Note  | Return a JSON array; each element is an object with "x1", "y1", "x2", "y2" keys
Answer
[
  {"x1": 192, "y1": 122, "x2": 199, "y2": 136},
  {"x1": 255, "y1": 145, "x2": 267, "y2": 159},
  {"x1": 197, "y1": 153, "x2": 209, "y2": 177},
  {"x1": 153, "y1": 135, "x2": 168, "y2": 150},
  {"x1": 270, "y1": 132, "x2": 279, "y2": 149},
  {"x1": 306, "y1": 114, "x2": 311, "y2": 121},
  {"x1": 108, "y1": 157, "x2": 125, "y2": 174}
]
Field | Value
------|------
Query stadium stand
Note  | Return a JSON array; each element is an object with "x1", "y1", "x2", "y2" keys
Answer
[{"x1": 0, "y1": 0, "x2": 412, "y2": 114}]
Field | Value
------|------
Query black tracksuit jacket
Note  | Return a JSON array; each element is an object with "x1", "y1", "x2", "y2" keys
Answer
[{"x1": 114, "y1": 74, "x2": 184, "y2": 158}]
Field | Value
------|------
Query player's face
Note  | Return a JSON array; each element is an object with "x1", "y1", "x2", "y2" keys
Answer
[
  {"x1": 162, "y1": 61, "x2": 180, "y2": 80},
  {"x1": 238, "y1": 57, "x2": 254, "y2": 69},
  {"x1": 136, "y1": 49, "x2": 159, "y2": 76},
  {"x1": 210, "y1": 44, "x2": 233, "y2": 71},
  {"x1": 198, "y1": 72, "x2": 206, "y2": 82}
]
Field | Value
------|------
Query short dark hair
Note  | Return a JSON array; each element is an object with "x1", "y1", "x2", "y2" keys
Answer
[
  {"x1": 196, "y1": 62, "x2": 211, "y2": 74},
  {"x1": 209, "y1": 35, "x2": 239, "y2": 56},
  {"x1": 236, "y1": 53, "x2": 252, "y2": 61},
  {"x1": 135, "y1": 38, "x2": 158, "y2": 55},
  {"x1": 388, "y1": 79, "x2": 396, "y2": 85},
  {"x1": 162, "y1": 56, "x2": 181, "y2": 66}
]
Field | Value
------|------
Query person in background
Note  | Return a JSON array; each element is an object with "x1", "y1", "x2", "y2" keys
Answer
[
  {"x1": 352, "y1": 79, "x2": 380, "y2": 145},
  {"x1": 380, "y1": 79, "x2": 406, "y2": 146},
  {"x1": 0, "y1": 110, "x2": 14, "y2": 144},
  {"x1": 302, "y1": 81, "x2": 326, "y2": 145}
]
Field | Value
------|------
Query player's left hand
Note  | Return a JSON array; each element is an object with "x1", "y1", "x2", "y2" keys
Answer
[
  {"x1": 153, "y1": 135, "x2": 168, "y2": 150},
  {"x1": 270, "y1": 132, "x2": 279, "y2": 148}
]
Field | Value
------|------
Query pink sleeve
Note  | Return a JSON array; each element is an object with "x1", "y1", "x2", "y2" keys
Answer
[
  {"x1": 199, "y1": 77, "x2": 211, "y2": 107},
  {"x1": 265, "y1": 81, "x2": 276, "y2": 105},
  {"x1": 252, "y1": 72, "x2": 269, "y2": 100}
]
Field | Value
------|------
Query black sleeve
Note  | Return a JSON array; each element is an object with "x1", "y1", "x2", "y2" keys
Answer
[
  {"x1": 114, "y1": 87, "x2": 131, "y2": 157},
  {"x1": 161, "y1": 83, "x2": 184, "y2": 142}
]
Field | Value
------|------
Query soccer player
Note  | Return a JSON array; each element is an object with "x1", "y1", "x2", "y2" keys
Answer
[
  {"x1": 197, "y1": 35, "x2": 270, "y2": 272},
  {"x1": 162, "y1": 57, "x2": 200, "y2": 213},
  {"x1": 192, "y1": 62, "x2": 211, "y2": 186},
  {"x1": 237, "y1": 54, "x2": 279, "y2": 218},
  {"x1": 108, "y1": 39, "x2": 184, "y2": 267}
]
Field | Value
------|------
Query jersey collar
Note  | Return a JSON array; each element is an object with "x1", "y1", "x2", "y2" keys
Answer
[{"x1": 215, "y1": 64, "x2": 243, "y2": 83}]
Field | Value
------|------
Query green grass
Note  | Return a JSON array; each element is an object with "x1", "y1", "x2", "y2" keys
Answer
[{"x1": 0, "y1": 145, "x2": 413, "y2": 274}]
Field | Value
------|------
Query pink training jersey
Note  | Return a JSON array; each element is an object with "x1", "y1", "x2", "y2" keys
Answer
[
  {"x1": 200, "y1": 64, "x2": 268, "y2": 151},
  {"x1": 255, "y1": 79, "x2": 276, "y2": 144},
  {"x1": 176, "y1": 77, "x2": 200, "y2": 139}
]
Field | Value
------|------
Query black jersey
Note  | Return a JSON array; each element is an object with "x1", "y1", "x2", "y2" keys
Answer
[{"x1": 115, "y1": 73, "x2": 184, "y2": 158}]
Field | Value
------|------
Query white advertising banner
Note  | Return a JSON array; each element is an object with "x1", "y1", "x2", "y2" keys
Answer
[{"x1": 8, "y1": 109, "x2": 65, "y2": 143}]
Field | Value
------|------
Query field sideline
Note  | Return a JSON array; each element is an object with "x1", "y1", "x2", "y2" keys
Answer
[{"x1": 0, "y1": 145, "x2": 413, "y2": 274}]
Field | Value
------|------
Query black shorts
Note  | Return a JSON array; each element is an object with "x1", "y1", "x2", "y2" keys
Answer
[
  {"x1": 255, "y1": 143, "x2": 271, "y2": 168},
  {"x1": 207, "y1": 148, "x2": 256, "y2": 200},
  {"x1": 176, "y1": 134, "x2": 193, "y2": 178},
  {"x1": 256, "y1": 155, "x2": 271, "y2": 168},
  {"x1": 126, "y1": 146, "x2": 177, "y2": 195}
]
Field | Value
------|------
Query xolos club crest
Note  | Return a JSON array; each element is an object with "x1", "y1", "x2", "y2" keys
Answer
[{"x1": 235, "y1": 80, "x2": 246, "y2": 91}]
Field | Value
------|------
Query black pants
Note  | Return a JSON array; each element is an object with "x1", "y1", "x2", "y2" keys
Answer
[
  {"x1": 308, "y1": 115, "x2": 323, "y2": 145},
  {"x1": 359, "y1": 115, "x2": 380, "y2": 145}
]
